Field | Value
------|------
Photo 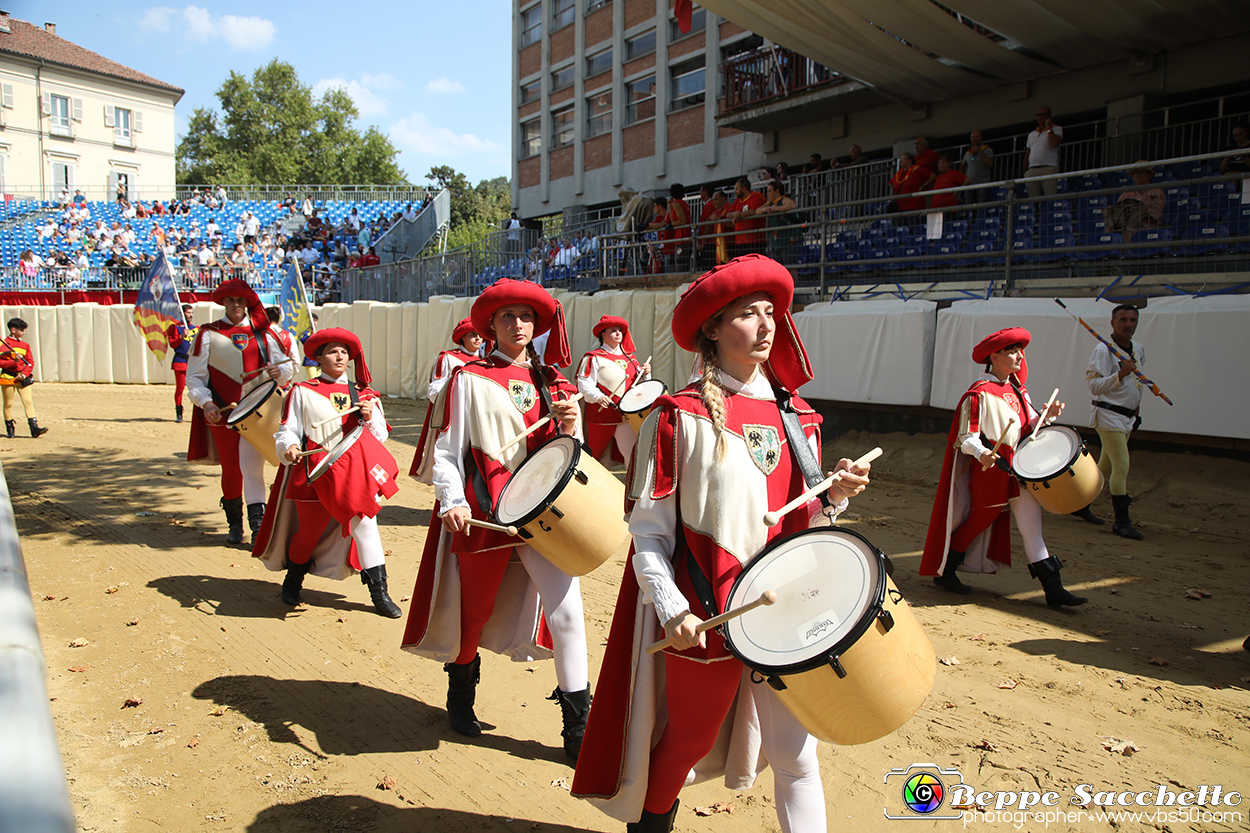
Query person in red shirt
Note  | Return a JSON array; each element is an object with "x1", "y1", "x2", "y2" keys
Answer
[
  {"x1": 360, "y1": 246, "x2": 381, "y2": 267},
  {"x1": 664, "y1": 184, "x2": 693, "y2": 271},
  {"x1": 889, "y1": 153, "x2": 928, "y2": 213},
  {"x1": 0, "y1": 318, "x2": 48, "y2": 438},
  {"x1": 913, "y1": 136, "x2": 940, "y2": 173},
  {"x1": 725, "y1": 176, "x2": 766, "y2": 259},
  {"x1": 924, "y1": 156, "x2": 969, "y2": 210}
]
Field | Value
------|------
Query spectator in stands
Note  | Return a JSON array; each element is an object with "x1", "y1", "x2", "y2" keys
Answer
[
  {"x1": 360, "y1": 246, "x2": 380, "y2": 268},
  {"x1": 960, "y1": 130, "x2": 995, "y2": 205},
  {"x1": 229, "y1": 243, "x2": 250, "y2": 276},
  {"x1": 403, "y1": 202, "x2": 418, "y2": 222},
  {"x1": 804, "y1": 153, "x2": 827, "y2": 174},
  {"x1": 775, "y1": 162, "x2": 792, "y2": 183},
  {"x1": 244, "y1": 212, "x2": 260, "y2": 252},
  {"x1": 725, "y1": 176, "x2": 767, "y2": 259},
  {"x1": 301, "y1": 194, "x2": 314, "y2": 216},
  {"x1": 913, "y1": 137, "x2": 939, "y2": 173},
  {"x1": 215, "y1": 184, "x2": 227, "y2": 204},
  {"x1": 151, "y1": 199, "x2": 166, "y2": 216},
  {"x1": 301, "y1": 241, "x2": 320, "y2": 268},
  {"x1": 756, "y1": 180, "x2": 803, "y2": 262},
  {"x1": 651, "y1": 184, "x2": 693, "y2": 272},
  {"x1": 505, "y1": 211, "x2": 522, "y2": 255},
  {"x1": 526, "y1": 247, "x2": 543, "y2": 283},
  {"x1": 197, "y1": 241, "x2": 217, "y2": 274},
  {"x1": 1103, "y1": 161, "x2": 1165, "y2": 243},
  {"x1": 18, "y1": 250, "x2": 41, "y2": 285},
  {"x1": 1220, "y1": 123, "x2": 1250, "y2": 174},
  {"x1": 889, "y1": 153, "x2": 928, "y2": 213},
  {"x1": 925, "y1": 156, "x2": 968, "y2": 211},
  {"x1": 1024, "y1": 106, "x2": 1063, "y2": 197},
  {"x1": 72, "y1": 189, "x2": 86, "y2": 206},
  {"x1": 553, "y1": 237, "x2": 581, "y2": 272},
  {"x1": 842, "y1": 144, "x2": 867, "y2": 166},
  {"x1": 39, "y1": 217, "x2": 56, "y2": 241},
  {"x1": 57, "y1": 187, "x2": 71, "y2": 208}
]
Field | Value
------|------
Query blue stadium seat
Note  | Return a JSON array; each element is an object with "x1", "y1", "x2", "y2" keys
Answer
[
  {"x1": 1183, "y1": 224, "x2": 1229, "y2": 255},
  {"x1": 1076, "y1": 231, "x2": 1122, "y2": 261},
  {"x1": 1073, "y1": 176, "x2": 1102, "y2": 191},
  {"x1": 1125, "y1": 228, "x2": 1173, "y2": 258},
  {"x1": 1034, "y1": 234, "x2": 1074, "y2": 262}
]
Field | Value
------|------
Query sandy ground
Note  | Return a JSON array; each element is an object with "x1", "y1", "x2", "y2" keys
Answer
[{"x1": 7, "y1": 383, "x2": 1249, "y2": 833}]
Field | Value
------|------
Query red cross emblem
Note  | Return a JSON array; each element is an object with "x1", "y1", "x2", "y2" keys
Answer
[{"x1": 370, "y1": 464, "x2": 389, "y2": 485}]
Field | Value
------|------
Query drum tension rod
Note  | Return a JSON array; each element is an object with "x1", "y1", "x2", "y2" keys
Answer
[
  {"x1": 573, "y1": 470, "x2": 589, "y2": 485},
  {"x1": 877, "y1": 609, "x2": 896, "y2": 632}
]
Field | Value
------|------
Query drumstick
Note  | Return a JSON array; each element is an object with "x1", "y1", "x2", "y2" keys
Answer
[
  {"x1": 312, "y1": 407, "x2": 358, "y2": 429},
  {"x1": 464, "y1": 518, "x2": 519, "y2": 537},
  {"x1": 1039, "y1": 387, "x2": 1059, "y2": 424},
  {"x1": 763, "y1": 447, "x2": 883, "y2": 527},
  {"x1": 488, "y1": 393, "x2": 584, "y2": 459},
  {"x1": 241, "y1": 357, "x2": 294, "y2": 379},
  {"x1": 645, "y1": 591, "x2": 777, "y2": 654},
  {"x1": 980, "y1": 423, "x2": 1013, "y2": 472},
  {"x1": 290, "y1": 448, "x2": 323, "y2": 459}
]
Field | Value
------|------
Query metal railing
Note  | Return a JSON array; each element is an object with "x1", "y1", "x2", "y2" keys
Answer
[
  {"x1": 0, "y1": 459, "x2": 77, "y2": 833},
  {"x1": 721, "y1": 45, "x2": 843, "y2": 112},
  {"x1": 3, "y1": 184, "x2": 431, "y2": 206},
  {"x1": 0, "y1": 264, "x2": 316, "y2": 296}
]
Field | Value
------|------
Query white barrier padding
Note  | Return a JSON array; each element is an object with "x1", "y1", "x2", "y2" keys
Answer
[{"x1": 795, "y1": 299, "x2": 936, "y2": 406}]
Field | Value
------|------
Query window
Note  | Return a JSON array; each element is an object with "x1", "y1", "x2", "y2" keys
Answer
[
  {"x1": 670, "y1": 57, "x2": 705, "y2": 110},
  {"x1": 586, "y1": 90, "x2": 612, "y2": 137},
  {"x1": 551, "y1": 105, "x2": 575, "y2": 149},
  {"x1": 625, "y1": 30, "x2": 656, "y2": 61},
  {"x1": 624, "y1": 75, "x2": 656, "y2": 125},
  {"x1": 114, "y1": 107, "x2": 132, "y2": 144},
  {"x1": 521, "y1": 119, "x2": 542, "y2": 158},
  {"x1": 587, "y1": 0, "x2": 610, "y2": 12},
  {"x1": 586, "y1": 48, "x2": 612, "y2": 77},
  {"x1": 552, "y1": 0, "x2": 575, "y2": 30},
  {"x1": 51, "y1": 161, "x2": 74, "y2": 191},
  {"x1": 520, "y1": 4, "x2": 542, "y2": 47},
  {"x1": 49, "y1": 94, "x2": 71, "y2": 136},
  {"x1": 520, "y1": 79, "x2": 542, "y2": 105},
  {"x1": 552, "y1": 65, "x2": 575, "y2": 91},
  {"x1": 669, "y1": 7, "x2": 706, "y2": 39}
]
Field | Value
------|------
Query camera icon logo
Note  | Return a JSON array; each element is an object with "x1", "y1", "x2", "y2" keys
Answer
[{"x1": 884, "y1": 763, "x2": 965, "y2": 820}]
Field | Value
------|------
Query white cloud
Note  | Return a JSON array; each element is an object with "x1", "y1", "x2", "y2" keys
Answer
[
  {"x1": 389, "y1": 112, "x2": 508, "y2": 173},
  {"x1": 137, "y1": 5, "x2": 275, "y2": 51},
  {"x1": 313, "y1": 76, "x2": 395, "y2": 119},
  {"x1": 425, "y1": 76, "x2": 467, "y2": 95}
]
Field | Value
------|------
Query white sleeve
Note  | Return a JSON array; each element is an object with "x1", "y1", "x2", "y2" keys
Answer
[
  {"x1": 577, "y1": 357, "x2": 607, "y2": 404},
  {"x1": 276, "y1": 388, "x2": 303, "y2": 460},
  {"x1": 629, "y1": 445, "x2": 690, "y2": 627},
  {"x1": 186, "y1": 334, "x2": 213, "y2": 409},
  {"x1": 367, "y1": 398, "x2": 389, "y2": 442},
  {"x1": 1087, "y1": 345, "x2": 1122, "y2": 396},
  {"x1": 263, "y1": 333, "x2": 296, "y2": 385},
  {"x1": 956, "y1": 394, "x2": 990, "y2": 458},
  {"x1": 427, "y1": 354, "x2": 452, "y2": 401},
  {"x1": 432, "y1": 373, "x2": 471, "y2": 512}
]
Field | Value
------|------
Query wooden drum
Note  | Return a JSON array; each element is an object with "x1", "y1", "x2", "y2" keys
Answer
[
  {"x1": 225, "y1": 380, "x2": 284, "y2": 467},
  {"x1": 1012, "y1": 426, "x2": 1103, "y2": 514},
  {"x1": 494, "y1": 435, "x2": 629, "y2": 576},
  {"x1": 618, "y1": 379, "x2": 667, "y2": 433}
]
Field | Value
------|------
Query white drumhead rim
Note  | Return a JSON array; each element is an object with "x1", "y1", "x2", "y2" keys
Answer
[
  {"x1": 309, "y1": 425, "x2": 364, "y2": 482},
  {"x1": 495, "y1": 434, "x2": 579, "y2": 524},
  {"x1": 226, "y1": 380, "x2": 278, "y2": 425},
  {"x1": 1013, "y1": 425, "x2": 1082, "y2": 480},
  {"x1": 723, "y1": 527, "x2": 885, "y2": 674},
  {"x1": 619, "y1": 380, "x2": 667, "y2": 414}
]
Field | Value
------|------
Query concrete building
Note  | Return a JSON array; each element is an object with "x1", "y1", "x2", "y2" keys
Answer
[{"x1": 0, "y1": 13, "x2": 183, "y2": 201}]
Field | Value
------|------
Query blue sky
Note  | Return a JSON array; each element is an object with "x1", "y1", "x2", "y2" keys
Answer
[{"x1": 16, "y1": 0, "x2": 514, "y2": 185}]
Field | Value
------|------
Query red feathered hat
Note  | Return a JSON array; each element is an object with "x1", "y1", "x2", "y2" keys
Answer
[
  {"x1": 672, "y1": 254, "x2": 812, "y2": 391},
  {"x1": 972, "y1": 327, "x2": 1031, "y2": 383},
  {"x1": 304, "y1": 327, "x2": 372, "y2": 388},
  {"x1": 451, "y1": 317, "x2": 478, "y2": 345},
  {"x1": 592, "y1": 315, "x2": 635, "y2": 353},
  {"x1": 470, "y1": 278, "x2": 571, "y2": 367},
  {"x1": 212, "y1": 279, "x2": 269, "y2": 332}
]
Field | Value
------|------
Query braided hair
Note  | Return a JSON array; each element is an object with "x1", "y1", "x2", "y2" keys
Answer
[{"x1": 696, "y1": 329, "x2": 730, "y2": 460}]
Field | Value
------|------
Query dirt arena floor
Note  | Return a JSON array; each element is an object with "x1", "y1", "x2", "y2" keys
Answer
[{"x1": 8, "y1": 383, "x2": 1249, "y2": 832}]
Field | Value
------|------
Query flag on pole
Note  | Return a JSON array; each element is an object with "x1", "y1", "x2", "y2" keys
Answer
[
  {"x1": 132, "y1": 251, "x2": 183, "y2": 361},
  {"x1": 280, "y1": 261, "x2": 314, "y2": 343}
]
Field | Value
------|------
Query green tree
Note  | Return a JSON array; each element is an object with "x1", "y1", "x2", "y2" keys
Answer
[
  {"x1": 426, "y1": 167, "x2": 513, "y2": 250},
  {"x1": 177, "y1": 60, "x2": 406, "y2": 185}
]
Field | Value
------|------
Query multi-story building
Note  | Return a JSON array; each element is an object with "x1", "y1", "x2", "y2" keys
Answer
[{"x1": 0, "y1": 13, "x2": 183, "y2": 200}]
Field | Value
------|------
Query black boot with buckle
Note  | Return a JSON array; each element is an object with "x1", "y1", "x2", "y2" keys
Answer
[
  {"x1": 360, "y1": 565, "x2": 402, "y2": 618},
  {"x1": 444, "y1": 654, "x2": 482, "y2": 737},
  {"x1": 933, "y1": 550, "x2": 972, "y2": 595},
  {"x1": 221, "y1": 496, "x2": 244, "y2": 544},
  {"x1": 282, "y1": 559, "x2": 311, "y2": 605},
  {"x1": 549, "y1": 687, "x2": 592, "y2": 762},
  {"x1": 28, "y1": 418, "x2": 48, "y2": 438},
  {"x1": 246, "y1": 502, "x2": 265, "y2": 539},
  {"x1": 627, "y1": 799, "x2": 680, "y2": 833},
  {"x1": 1111, "y1": 495, "x2": 1144, "y2": 540},
  {"x1": 175, "y1": 405, "x2": 184, "y2": 423},
  {"x1": 1071, "y1": 504, "x2": 1105, "y2": 525},
  {"x1": 5, "y1": 420, "x2": 15, "y2": 439},
  {"x1": 1028, "y1": 556, "x2": 1088, "y2": 608}
]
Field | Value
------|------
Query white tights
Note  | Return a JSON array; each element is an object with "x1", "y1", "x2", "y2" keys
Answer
[
  {"x1": 239, "y1": 440, "x2": 267, "y2": 505},
  {"x1": 755, "y1": 684, "x2": 825, "y2": 833},
  {"x1": 614, "y1": 423, "x2": 638, "y2": 463},
  {"x1": 517, "y1": 544, "x2": 589, "y2": 692},
  {"x1": 351, "y1": 515, "x2": 385, "y2": 570},
  {"x1": 1008, "y1": 489, "x2": 1050, "y2": 564}
]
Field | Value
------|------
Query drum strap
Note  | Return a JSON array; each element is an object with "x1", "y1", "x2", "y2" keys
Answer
[
  {"x1": 464, "y1": 449, "x2": 495, "y2": 518},
  {"x1": 773, "y1": 387, "x2": 832, "y2": 509},
  {"x1": 685, "y1": 548, "x2": 720, "y2": 619}
]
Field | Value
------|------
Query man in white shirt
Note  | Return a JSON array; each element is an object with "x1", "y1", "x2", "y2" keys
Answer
[
  {"x1": 553, "y1": 238, "x2": 581, "y2": 269},
  {"x1": 1023, "y1": 106, "x2": 1063, "y2": 197}
]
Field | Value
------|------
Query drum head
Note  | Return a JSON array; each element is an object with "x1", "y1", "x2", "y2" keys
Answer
[
  {"x1": 619, "y1": 380, "x2": 667, "y2": 415},
  {"x1": 226, "y1": 381, "x2": 277, "y2": 426},
  {"x1": 495, "y1": 435, "x2": 579, "y2": 525},
  {"x1": 309, "y1": 426, "x2": 363, "y2": 483},
  {"x1": 723, "y1": 527, "x2": 885, "y2": 675},
  {"x1": 1014, "y1": 426, "x2": 1081, "y2": 481}
]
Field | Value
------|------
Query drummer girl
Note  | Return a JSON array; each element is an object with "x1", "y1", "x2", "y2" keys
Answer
[
  {"x1": 252, "y1": 327, "x2": 402, "y2": 618},
  {"x1": 428, "y1": 317, "x2": 485, "y2": 401},
  {"x1": 571, "y1": 255, "x2": 870, "y2": 833},
  {"x1": 577, "y1": 315, "x2": 651, "y2": 462},
  {"x1": 920, "y1": 327, "x2": 1087, "y2": 608},
  {"x1": 403, "y1": 278, "x2": 592, "y2": 761}
]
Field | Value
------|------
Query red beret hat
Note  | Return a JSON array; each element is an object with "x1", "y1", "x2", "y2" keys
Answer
[
  {"x1": 212, "y1": 279, "x2": 269, "y2": 331},
  {"x1": 972, "y1": 327, "x2": 1031, "y2": 364},
  {"x1": 451, "y1": 317, "x2": 478, "y2": 345},
  {"x1": 304, "y1": 327, "x2": 372, "y2": 388},
  {"x1": 673, "y1": 254, "x2": 811, "y2": 391},
  {"x1": 471, "y1": 278, "x2": 571, "y2": 367},
  {"x1": 593, "y1": 315, "x2": 635, "y2": 353}
]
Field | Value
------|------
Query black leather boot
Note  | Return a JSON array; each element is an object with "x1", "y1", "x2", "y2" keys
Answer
[
  {"x1": 175, "y1": 405, "x2": 184, "y2": 423},
  {"x1": 246, "y1": 502, "x2": 265, "y2": 538},
  {"x1": 5, "y1": 420, "x2": 15, "y2": 438},
  {"x1": 1071, "y1": 504, "x2": 1105, "y2": 525},
  {"x1": 549, "y1": 687, "x2": 592, "y2": 762},
  {"x1": 360, "y1": 565, "x2": 402, "y2": 618},
  {"x1": 444, "y1": 655, "x2": 482, "y2": 737},
  {"x1": 1111, "y1": 495, "x2": 1144, "y2": 540},
  {"x1": 221, "y1": 496, "x2": 244, "y2": 544},
  {"x1": 627, "y1": 799, "x2": 680, "y2": 833},
  {"x1": 933, "y1": 550, "x2": 972, "y2": 594},
  {"x1": 1028, "y1": 556, "x2": 1088, "y2": 608},
  {"x1": 282, "y1": 560, "x2": 311, "y2": 605},
  {"x1": 28, "y1": 418, "x2": 48, "y2": 438}
]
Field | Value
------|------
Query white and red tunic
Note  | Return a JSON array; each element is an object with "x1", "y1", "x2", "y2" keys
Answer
[
  {"x1": 577, "y1": 346, "x2": 644, "y2": 426},
  {"x1": 252, "y1": 376, "x2": 395, "y2": 578},
  {"x1": 571, "y1": 372, "x2": 833, "y2": 820},
  {"x1": 920, "y1": 373, "x2": 1041, "y2": 577},
  {"x1": 427, "y1": 347, "x2": 478, "y2": 401},
  {"x1": 402, "y1": 352, "x2": 581, "y2": 661}
]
